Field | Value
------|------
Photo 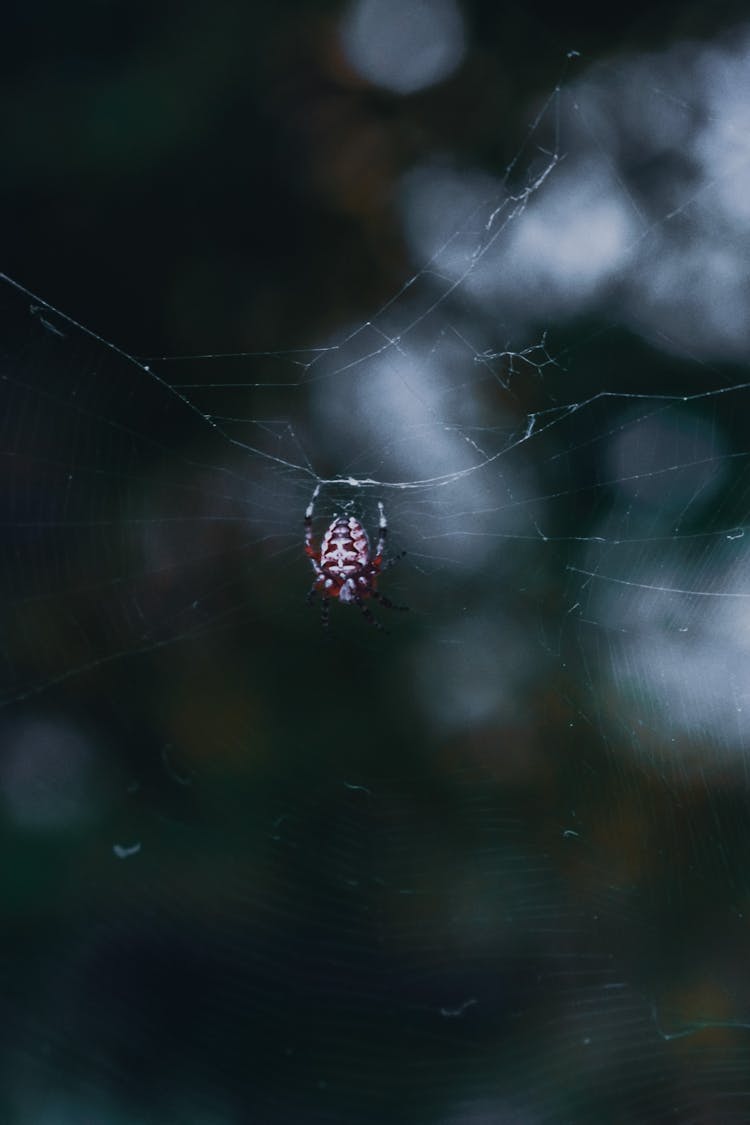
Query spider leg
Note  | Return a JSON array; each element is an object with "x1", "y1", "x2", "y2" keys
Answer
[
  {"x1": 305, "y1": 483, "x2": 321, "y2": 520},
  {"x1": 373, "y1": 500, "x2": 387, "y2": 560},
  {"x1": 378, "y1": 549, "x2": 406, "y2": 574},
  {"x1": 305, "y1": 484, "x2": 321, "y2": 557},
  {"x1": 355, "y1": 596, "x2": 384, "y2": 630},
  {"x1": 306, "y1": 583, "x2": 318, "y2": 606},
  {"x1": 371, "y1": 589, "x2": 409, "y2": 613},
  {"x1": 321, "y1": 595, "x2": 331, "y2": 628}
]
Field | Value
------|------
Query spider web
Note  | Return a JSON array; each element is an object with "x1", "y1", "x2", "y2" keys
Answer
[{"x1": 5, "y1": 22, "x2": 750, "y2": 1125}]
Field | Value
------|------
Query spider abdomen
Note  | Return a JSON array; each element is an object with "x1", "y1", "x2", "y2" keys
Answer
[{"x1": 320, "y1": 517, "x2": 371, "y2": 581}]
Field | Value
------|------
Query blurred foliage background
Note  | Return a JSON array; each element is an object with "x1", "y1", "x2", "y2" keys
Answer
[{"x1": 3, "y1": 1, "x2": 750, "y2": 1123}]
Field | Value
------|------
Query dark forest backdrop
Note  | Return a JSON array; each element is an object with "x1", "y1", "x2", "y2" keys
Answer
[{"x1": 3, "y1": 2, "x2": 750, "y2": 1123}]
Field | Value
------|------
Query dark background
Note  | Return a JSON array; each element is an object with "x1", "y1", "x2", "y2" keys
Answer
[
  {"x1": 3, "y1": 2, "x2": 750, "y2": 1123},
  {"x1": 4, "y1": 0, "x2": 745, "y2": 354}
]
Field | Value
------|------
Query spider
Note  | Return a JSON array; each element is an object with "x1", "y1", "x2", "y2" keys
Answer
[{"x1": 304, "y1": 484, "x2": 408, "y2": 628}]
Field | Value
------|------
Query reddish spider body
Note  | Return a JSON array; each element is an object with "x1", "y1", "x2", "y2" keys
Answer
[{"x1": 304, "y1": 485, "x2": 407, "y2": 627}]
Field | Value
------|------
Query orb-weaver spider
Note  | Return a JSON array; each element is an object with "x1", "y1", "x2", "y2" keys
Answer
[{"x1": 304, "y1": 485, "x2": 407, "y2": 628}]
